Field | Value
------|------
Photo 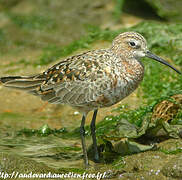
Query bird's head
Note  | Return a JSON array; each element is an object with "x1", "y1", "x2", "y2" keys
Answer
[{"x1": 111, "y1": 31, "x2": 181, "y2": 74}]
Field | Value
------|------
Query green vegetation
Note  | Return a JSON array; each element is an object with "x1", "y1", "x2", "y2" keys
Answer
[
  {"x1": 0, "y1": 112, "x2": 24, "y2": 120},
  {"x1": 7, "y1": 13, "x2": 56, "y2": 31},
  {"x1": 113, "y1": 0, "x2": 125, "y2": 21},
  {"x1": 4, "y1": 21, "x2": 182, "y2": 139},
  {"x1": 17, "y1": 124, "x2": 67, "y2": 137},
  {"x1": 160, "y1": 148, "x2": 182, "y2": 155},
  {"x1": 0, "y1": 0, "x2": 182, "y2": 175}
]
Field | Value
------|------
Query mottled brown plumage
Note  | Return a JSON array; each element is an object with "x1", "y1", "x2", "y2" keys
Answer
[{"x1": 0, "y1": 32, "x2": 180, "y2": 167}]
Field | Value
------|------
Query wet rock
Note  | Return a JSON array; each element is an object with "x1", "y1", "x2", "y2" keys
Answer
[
  {"x1": 123, "y1": 0, "x2": 182, "y2": 21},
  {"x1": 144, "y1": 0, "x2": 182, "y2": 21},
  {"x1": 110, "y1": 139, "x2": 182, "y2": 179},
  {"x1": 158, "y1": 139, "x2": 182, "y2": 151},
  {"x1": 161, "y1": 154, "x2": 182, "y2": 178},
  {"x1": 0, "y1": 152, "x2": 86, "y2": 179},
  {"x1": 123, "y1": 151, "x2": 169, "y2": 172},
  {"x1": 113, "y1": 139, "x2": 154, "y2": 156},
  {"x1": 113, "y1": 151, "x2": 169, "y2": 180},
  {"x1": 118, "y1": 171, "x2": 166, "y2": 180},
  {"x1": 0, "y1": 152, "x2": 58, "y2": 178}
]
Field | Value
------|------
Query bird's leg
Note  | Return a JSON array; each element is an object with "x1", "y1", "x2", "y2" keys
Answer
[
  {"x1": 90, "y1": 109, "x2": 100, "y2": 162},
  {"x1": 80, "y1": 114, "x2": 89, "y2": 167}
]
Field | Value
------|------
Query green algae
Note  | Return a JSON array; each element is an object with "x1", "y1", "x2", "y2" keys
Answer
[
  {"x1": 96, "y1": 93, "x2": 182, "y2": 139},
  {"x1": 0, "y1": 29, "x2": 6, "y2": 43},
  {"x1": 0, "y1": 112, "x2": 47, "y2": 123},
  {"x1": 144, "y1": 0, "x2": 182, "y2": 21},
  {"x1": 17, "y1": 124, "x2": 67, "y2": 137},
  {"x1": 160, "y1": 148, "x2": 182, "y2": 155},
  {"x1": 0, "y1": 1, "x2": 182, "y2": 176},
  {"x1": 113, "y1": 0, "x2": 125, "y2": 21},
  {"x1": 7, "y1": 13, "x2": 56, "y2": 31}
]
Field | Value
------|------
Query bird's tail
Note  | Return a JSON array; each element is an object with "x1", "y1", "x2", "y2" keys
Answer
[{"x1": 0, "y1": 74, "x2": 45, "y2": 95}]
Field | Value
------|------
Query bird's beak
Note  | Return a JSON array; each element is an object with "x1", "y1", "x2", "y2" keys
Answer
[{"x1": 145, "y1": 51, "x2": 181, "y2": 74}]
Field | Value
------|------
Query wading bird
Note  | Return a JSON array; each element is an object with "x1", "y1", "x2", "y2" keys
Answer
[{"x1": 0, "y1": 32, "x2": 180, "y2": 167}]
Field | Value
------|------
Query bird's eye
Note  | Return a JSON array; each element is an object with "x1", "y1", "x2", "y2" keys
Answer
[{"x1": 129, "y1": 41, "x2": 136, "y2": 47}]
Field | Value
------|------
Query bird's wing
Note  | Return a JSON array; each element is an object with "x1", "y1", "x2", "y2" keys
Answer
[
  {"x1": 39, "y1": 49, "x2": 115, "y2": 106},
  {"x1": 0, "y1": 74, "x2": 46, "y2": 95}
]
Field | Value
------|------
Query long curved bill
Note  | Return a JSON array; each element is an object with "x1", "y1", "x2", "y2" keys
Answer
[{"x1": 145, "y1": 51, "x2": 181, "y2": 74}]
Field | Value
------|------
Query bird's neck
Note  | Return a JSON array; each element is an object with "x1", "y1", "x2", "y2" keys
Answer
[{"x1": 114, "y1": 54, "x2": 144, "y2": 82}]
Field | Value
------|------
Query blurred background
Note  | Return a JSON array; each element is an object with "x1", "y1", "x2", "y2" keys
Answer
[
  {"x1": 0, "y1": 0, "x2": 182, "y2": 179},
  {"x1": 0, "y1": 0, "x2": 181, "y2": 63}
]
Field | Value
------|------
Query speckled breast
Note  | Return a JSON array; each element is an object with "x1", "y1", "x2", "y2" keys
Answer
[{"x1": 96, "y1": 59, "x2": 144, "y2": 108}]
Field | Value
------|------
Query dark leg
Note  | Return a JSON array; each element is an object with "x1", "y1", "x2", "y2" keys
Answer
[
  {"x1": 90, "y1": 109, "x2": 99, "y2": 162},
  {"x1": 80, "y1": 115, "x2": 89, "y2": 167}
]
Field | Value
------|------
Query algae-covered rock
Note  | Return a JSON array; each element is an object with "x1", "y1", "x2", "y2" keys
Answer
[
  {"x1": 113, "y1": 139, "x2": 154, "y2": 155},
  {"x1": 0, "y1": 152, "x2": 58, "y2": 179},
  {"x1": 98, "y1": 94, "x2": 182, "y2": 141},
  {"x1": 0, "y1": 152, "x2": 86, "y2": 179},
  {"x1": 144, "y1": 0, "x2": 182, "y2": 21},
  {"x1": 100, "y1": 139, "x2": 182, "y2": 179},
  {"x1": 122, "y1": 0, "x2": 182, "y2": 21},
  {"x1": 158, "y1": 139, "x2": 182, "y2": 154},
  {"x1": 161, "y1": 154, "x2": 182, "y2": 178},
  {"x1": 116, "y1": 151, "x2": 168, "y2": 179}
]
